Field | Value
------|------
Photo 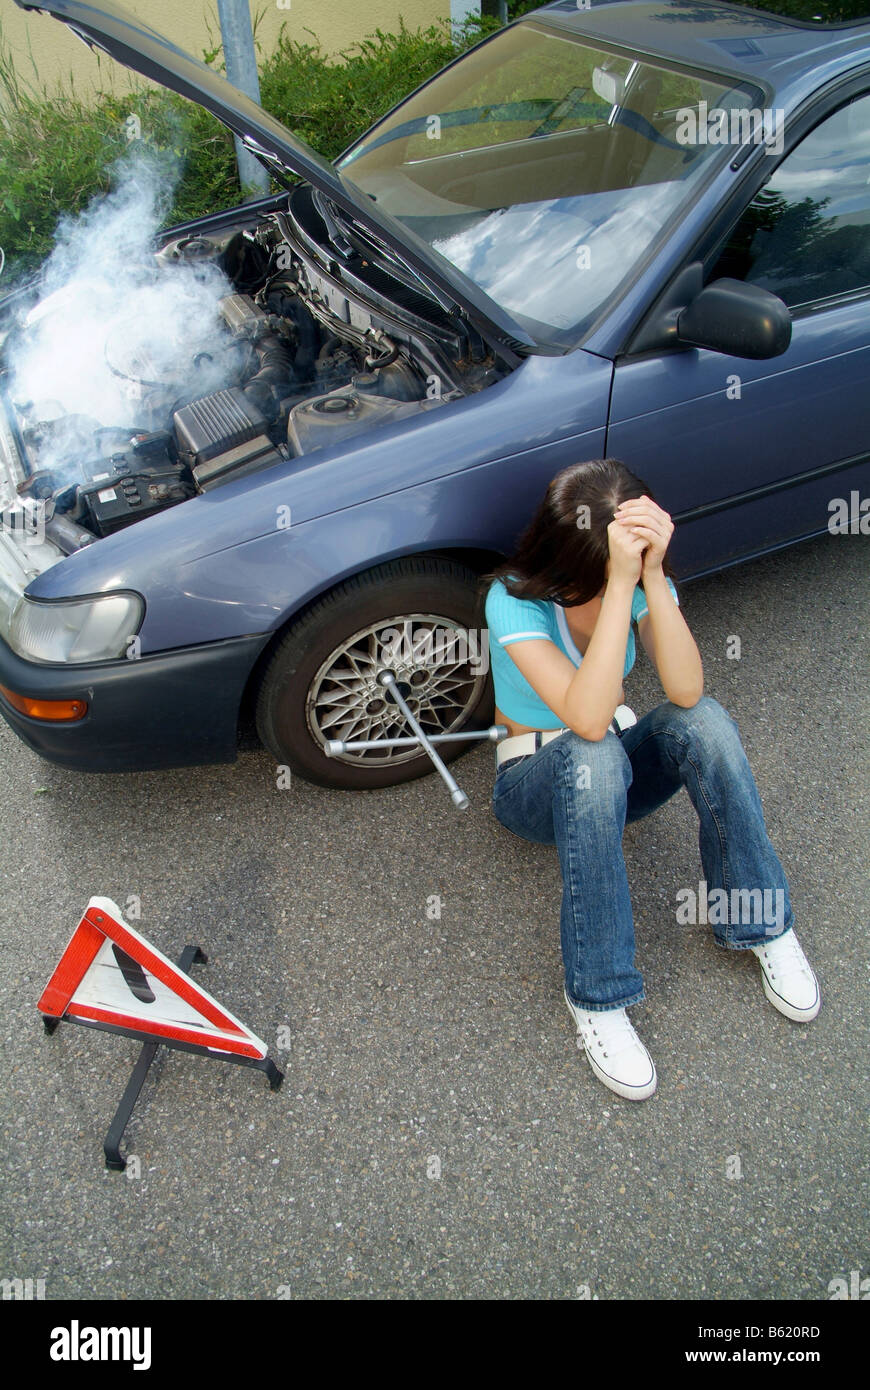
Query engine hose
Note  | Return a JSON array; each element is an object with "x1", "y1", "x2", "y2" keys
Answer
[
  {"x1": 242, "y1": 333, "x2": 296, "y2": 418},
  {"x1": 364, "y1": 342, "x2": 399, "y2": 371},
  {"x1": 273, "y1": 294, "x2": 318, "y2": 382}
]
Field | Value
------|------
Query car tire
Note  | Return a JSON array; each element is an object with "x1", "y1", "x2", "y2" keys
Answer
[{"x1": 255, "y1": 556, "x2": 493, "y2": 789}]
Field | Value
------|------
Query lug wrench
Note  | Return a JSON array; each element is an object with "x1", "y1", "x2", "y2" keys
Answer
[
  {"x1": 325, "y1": 728, "x2": 506, "y2": 753},
  {"x1": 323, "y1": 669, "x2": 507, "y2": 810}
]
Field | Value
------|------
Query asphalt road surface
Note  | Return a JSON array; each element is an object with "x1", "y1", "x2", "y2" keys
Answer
[{"x1": 1, "y1": 529, "x2": 867, "y2": 1300}]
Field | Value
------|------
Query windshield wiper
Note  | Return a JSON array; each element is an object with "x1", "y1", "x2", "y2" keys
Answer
[
  {"x1": 315, "y1": 191, "x2": 458, "y2": 315},
  {"x1": 312, "y1": 191, "x2": 355, "y2": 260}
]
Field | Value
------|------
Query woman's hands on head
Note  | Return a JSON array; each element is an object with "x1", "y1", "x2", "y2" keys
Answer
[
  {"x1": 606, "y1": 512, "x2": 647, "y2": 588},
  {"x1": 613, "y1": 496, "x2": 674, "y2": 576}
]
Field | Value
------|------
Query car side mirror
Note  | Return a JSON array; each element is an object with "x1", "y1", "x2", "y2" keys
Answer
[{"x1": 676, "y1": 278, "x2": 792, "y2": 359}]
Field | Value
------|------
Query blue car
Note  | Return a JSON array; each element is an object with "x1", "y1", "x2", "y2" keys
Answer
[{"x1": 0, "y1": 0, "x2": 868, "y2": 788}]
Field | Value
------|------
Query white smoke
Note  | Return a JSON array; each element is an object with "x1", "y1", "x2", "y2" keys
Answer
[{"x1": 7, "y1": 148, "x2": 244, "y2": 486}]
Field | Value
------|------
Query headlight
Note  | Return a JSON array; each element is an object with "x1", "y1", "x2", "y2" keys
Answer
[{"x1": 3, "y1": 592, "x2": 144, "y2": 663}]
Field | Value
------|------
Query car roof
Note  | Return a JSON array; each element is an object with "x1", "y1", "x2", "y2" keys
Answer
[{"x1": 530, "y1": 1, "x2": 870, "y2": 104}]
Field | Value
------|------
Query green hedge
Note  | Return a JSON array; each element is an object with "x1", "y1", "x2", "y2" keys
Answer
[{"x1": 0, "y1": 16, "x2": 498, "y2": 281}]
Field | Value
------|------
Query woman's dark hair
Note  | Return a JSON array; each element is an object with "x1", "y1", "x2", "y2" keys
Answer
[{"x1": 485, "y1": 458, "x2": 677, "y2": 607}]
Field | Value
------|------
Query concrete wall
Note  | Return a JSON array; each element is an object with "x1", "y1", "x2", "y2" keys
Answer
[{"x1": 0, "y1": 2, "x2": 452, "y2": 100}]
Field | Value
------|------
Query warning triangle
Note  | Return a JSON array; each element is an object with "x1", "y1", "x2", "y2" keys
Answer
[{"x1": 38, "y1": 897, "x2": 267, "y2": 1059}]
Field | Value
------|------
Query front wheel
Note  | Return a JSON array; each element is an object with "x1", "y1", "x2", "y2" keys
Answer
[{"x1": 255, "y1": 557, "x2": 493, "y2": 789}]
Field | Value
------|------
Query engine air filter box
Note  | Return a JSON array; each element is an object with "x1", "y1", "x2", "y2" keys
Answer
[{"x1": 174, "y1": 388, "x2": 268, "y2": 468}]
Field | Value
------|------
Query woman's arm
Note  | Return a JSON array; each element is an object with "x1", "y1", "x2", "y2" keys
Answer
[
  {"x1": 636, "y1": 569, "x2": 704, "y2": 705},
  {"x1": 616, "y1": 497, "x2": 704, "y2": 706},
  {"x1": 502, "y1": 519, "x2": 646, "y2": 741}
]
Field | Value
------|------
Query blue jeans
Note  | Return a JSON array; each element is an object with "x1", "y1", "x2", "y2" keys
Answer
[{"x1": 491, "y1": 696, "x2": 793, "y2": 1012}]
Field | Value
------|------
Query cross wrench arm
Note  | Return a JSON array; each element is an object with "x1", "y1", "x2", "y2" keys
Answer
[{"x1": 377, "y1": 670, "x2": 470, "y2": 809}]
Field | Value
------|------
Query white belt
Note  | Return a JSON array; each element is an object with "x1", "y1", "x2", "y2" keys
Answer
[
  {"x1": 496, "y1": 728, "x2": 568, "y2": 766},
  {"x1": 495, "y1": 706, "x2": 637, "y2": 767}
]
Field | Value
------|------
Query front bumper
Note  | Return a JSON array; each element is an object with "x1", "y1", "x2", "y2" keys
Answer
[{"x1": 0, "y1": 632, "x2": 268, "y2": 772}]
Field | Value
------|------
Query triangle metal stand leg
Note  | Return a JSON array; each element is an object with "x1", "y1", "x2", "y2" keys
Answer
[
  {"x1": 42, "y1": 944, "x2": 283, "y2": 1171},
  {"x1": 104, "y1": 1039, "x2": 161, "y2": 1172}
]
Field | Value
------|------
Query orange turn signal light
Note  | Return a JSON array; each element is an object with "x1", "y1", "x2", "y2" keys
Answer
[{"x1": 0, "y1": 684, "x2": 88, "y2": 722}]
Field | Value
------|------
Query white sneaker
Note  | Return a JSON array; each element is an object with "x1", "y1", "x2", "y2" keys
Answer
[
  {"x1": 564, "y1": 988, "x2": 657, "y2": 1100},
  {"x1": 750, "y1": 928, "x2": 820, "y2": 1022}
]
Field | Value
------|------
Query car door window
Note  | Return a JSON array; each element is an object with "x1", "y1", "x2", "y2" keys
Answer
[{"x1": 709, "y1": 92, "x2": 870, "y2": 310}]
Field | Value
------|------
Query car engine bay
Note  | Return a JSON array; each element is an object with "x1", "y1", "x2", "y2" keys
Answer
[{"x1": 0, "y1": 189, "x2": 508, "y2": 560}]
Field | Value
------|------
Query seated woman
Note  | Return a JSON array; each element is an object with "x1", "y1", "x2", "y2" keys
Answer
[{"x1": 485, "y1": 458, "x2": 819, "y2": 1102}]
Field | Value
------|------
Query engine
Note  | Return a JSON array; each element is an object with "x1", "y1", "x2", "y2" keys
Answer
[{"x1": 4, "y1": 211, "x2": 481, "y2": 554}]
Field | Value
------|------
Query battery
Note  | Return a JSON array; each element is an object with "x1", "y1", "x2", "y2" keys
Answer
[
  {"x1": 80, "y1": 455, "x2": 195, "y2": 537},
  {"x1": 80, "y1": 475, "x2": 167, "y2": 536}
]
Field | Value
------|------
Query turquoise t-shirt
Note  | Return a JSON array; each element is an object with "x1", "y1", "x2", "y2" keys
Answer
[{"x1": 485, "y1": 575, "x2": 679, "y2": 729}]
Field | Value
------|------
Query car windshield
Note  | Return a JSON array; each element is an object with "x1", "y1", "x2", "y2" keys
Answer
[{"x1": 338, "y1": 21, "x2": 764, "y2": 347}]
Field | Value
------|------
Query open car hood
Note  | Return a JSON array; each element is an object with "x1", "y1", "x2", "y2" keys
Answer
[{"x1": 15, "y1": 0, "x2": 538, "y2": 353}]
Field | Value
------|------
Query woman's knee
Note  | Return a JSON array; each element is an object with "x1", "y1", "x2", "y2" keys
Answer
[
  {"x1": 663, "y1": 695, "x2": 743, "y2": 761},
  {"x1": 555, "y1": 728, "x2": 632, "y2": 801}
]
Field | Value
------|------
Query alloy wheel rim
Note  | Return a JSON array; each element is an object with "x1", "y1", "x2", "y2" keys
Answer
[{"x1": 305, "y1": 613, "x2": 487, "y2": 766}]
